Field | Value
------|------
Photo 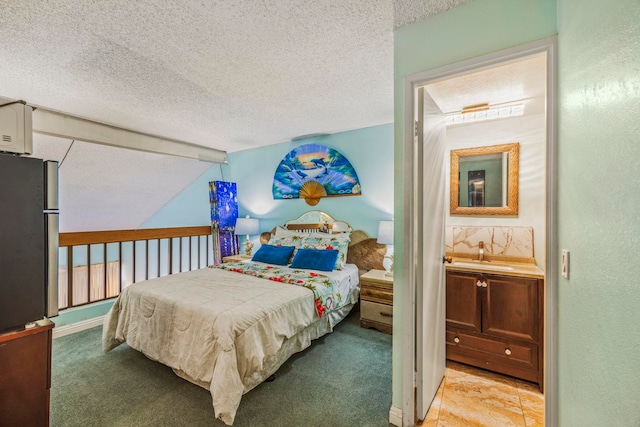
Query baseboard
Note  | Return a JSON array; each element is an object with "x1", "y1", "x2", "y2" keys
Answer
[
  {"x1": 389, "y1": 405, "x2": 402, "y2": 427},
  {"x1": 53, "y1": 316, "x2": 105, "y2": 339}
]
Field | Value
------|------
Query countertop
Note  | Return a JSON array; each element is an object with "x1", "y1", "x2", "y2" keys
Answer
[{"x1": 445, "y1": 258, "x2": 544, "y2": 279}]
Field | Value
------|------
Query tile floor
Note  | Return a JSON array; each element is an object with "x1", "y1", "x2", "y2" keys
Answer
[{"x1": 418, "y1": 361, "x2": 544, "y2": 426}]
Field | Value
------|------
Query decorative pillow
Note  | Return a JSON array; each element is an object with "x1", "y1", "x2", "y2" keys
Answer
[
  {"x1": 269, "y1": 232, "x2": 351, "y2": 269},
  {"x1": 298, "y1": 234, "x2": 350, "y2": 270},
  {"x1": 266, "y1": 235, "x2": 303, "y2": 264},
  {"x1": 268, "y1": 234, "x2": 306, "y2": 247},
  {"x1": 290, "y1": 248, "x2": 339, "y2": 272},
  {"x1": 251, "y1": 244, "x2": 296, "y2": 265}
]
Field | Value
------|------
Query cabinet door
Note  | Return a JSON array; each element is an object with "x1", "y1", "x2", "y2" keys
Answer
[
  {"x1": 0, "y1": 327, "x2": 51, "y2": 427},
  {"x1": 483, "y1": 275, "x2": 539, "y2": 342},
  {"x1": 446, "y1": 271, "x2": 481, "y2": 332}
]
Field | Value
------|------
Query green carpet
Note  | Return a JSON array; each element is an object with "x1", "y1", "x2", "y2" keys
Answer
[{"x1": 51, "y1": 310, "x2": 392, "y2": 426}]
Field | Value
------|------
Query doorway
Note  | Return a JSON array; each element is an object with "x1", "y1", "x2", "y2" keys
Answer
[{"x1": 402, "y1": 37, "x2": 557, "y2": 427}]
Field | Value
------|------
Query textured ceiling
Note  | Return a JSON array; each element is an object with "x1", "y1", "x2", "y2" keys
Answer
[
  {"x1": 0, "y1": 1, "x2": 470, "y2": 153},
  {"x1": 425, "y1": 54, "x2": 547, "y2": 116},
  {"x1": 0, "y1": 0, "x2": 485, "y2": 232},
  {"x1": 394, "y1": 0, "x2": 470, "y2": 29},
  {"x1": 0, "y1": 1, "x2": 395, "y2": 152}
]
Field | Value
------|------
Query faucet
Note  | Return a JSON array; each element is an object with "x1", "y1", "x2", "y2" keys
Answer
[{"x1": 478, "y1": 241, "x2": 485, "y2": 262}]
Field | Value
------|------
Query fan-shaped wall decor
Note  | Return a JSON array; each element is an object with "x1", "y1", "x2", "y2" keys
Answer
[{"x1": 272, "y1": 144, "x2": 361, "y2": 206}]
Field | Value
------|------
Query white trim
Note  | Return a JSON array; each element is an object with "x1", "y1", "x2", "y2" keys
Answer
[
  {"x1": 389, "y1": 405, "x2": 403, "y2": 427},
  {"x1": 402, "y1": 36, "x2": 558, "y2": 427},
  {"x1": 53, "y1": 316, "x2": 105, "y2": 339},
  {"x1": 401, "y1": 72, "x2": 417, "y2": 427},
  {"x1": 544, "y1": 36, "x2": 559, "y2": 427},
  {"x1": 31, "y1": 107, "x2": 227, "y2": 164}
]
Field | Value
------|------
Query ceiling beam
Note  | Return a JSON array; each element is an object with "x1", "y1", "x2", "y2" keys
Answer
[{"x1": 31, "y1": 108, "x2": 227, "y2": 164}]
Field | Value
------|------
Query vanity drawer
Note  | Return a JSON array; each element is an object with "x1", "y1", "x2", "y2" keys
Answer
[{"x1": 446, "y1": 330, "x2": 538, "y2": 376}]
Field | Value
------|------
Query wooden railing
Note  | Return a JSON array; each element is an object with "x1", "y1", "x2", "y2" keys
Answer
[{"x1": 58, "y1": 226, "x2": 212, "y2": 311}]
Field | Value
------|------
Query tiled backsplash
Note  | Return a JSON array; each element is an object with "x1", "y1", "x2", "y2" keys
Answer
[{"x1": 445, "y1": 226, "x2": 535, "y2": 261}]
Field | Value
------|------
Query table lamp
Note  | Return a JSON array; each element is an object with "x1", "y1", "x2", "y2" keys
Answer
[
  {"x1": 377, "y1": 220, "x2": 394, "y2": 277},
  {"x1": 234, "y1": 216, "x2": 259, "y2": 256}
]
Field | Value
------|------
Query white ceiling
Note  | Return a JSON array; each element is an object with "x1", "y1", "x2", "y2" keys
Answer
[
  {"x1": 0, "y1": 1, "x2": 471, "y2": 152},
  {"x1": 425, "y1": 54, "x2": 547, "y2": 116},
  {"x1": 0, "y1": 0, "x2": 501, "y2": 232}
]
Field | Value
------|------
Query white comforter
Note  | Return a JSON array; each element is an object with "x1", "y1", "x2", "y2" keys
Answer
[{"x1": 102, "y1": 267, "x2": 337, "y2": 425}]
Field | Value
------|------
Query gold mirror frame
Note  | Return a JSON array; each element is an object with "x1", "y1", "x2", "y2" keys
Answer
[{"x1": 450, "y1": 142, "x2": 519, "y2": 215}]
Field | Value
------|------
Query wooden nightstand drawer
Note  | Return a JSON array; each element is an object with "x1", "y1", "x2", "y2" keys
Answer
[
  {"x1": 360, "y1": 283, "x2": 393, "y2": 304},
  {"x1": 359, "y1": 269, "x2": 393, "y2": 334},
  {"x1": 361, "y1": 301, "x2": 393, "y2": 326}
]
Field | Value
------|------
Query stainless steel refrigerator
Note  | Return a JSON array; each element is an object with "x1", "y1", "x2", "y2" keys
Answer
[{"x1": 0, "y1": 153, "x2": 59, "y2": 332}]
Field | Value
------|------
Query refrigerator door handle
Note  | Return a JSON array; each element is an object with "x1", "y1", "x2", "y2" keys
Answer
[
  {"x1": 46, "y1": 213, "x2": 59, "y2": 318},
  {"x1": 45, "y1": 161, "x2": 59, "y2": 211}
]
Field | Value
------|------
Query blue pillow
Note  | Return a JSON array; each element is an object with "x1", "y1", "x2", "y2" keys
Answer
[
  {"x1": 289, "y1": 248, "x2": 339, "y2": 272},
  {"x1": 251, "y1": 244, "x2": 296, "y2": 265}
]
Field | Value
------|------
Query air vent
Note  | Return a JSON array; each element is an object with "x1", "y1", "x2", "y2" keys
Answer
[{"x1": 0, "y1": 103, "x2": 32, "y2": 154}]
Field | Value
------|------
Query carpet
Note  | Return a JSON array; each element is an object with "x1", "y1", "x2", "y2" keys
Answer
[{"x1": 50, "y1": 310, "x2": 392, "y2": 427}]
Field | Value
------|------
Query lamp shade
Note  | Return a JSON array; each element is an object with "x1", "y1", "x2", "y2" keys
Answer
[
  {"x1": 376, "y1": 220, "x2": 394, "y2": 245},
  {"x1": 234, "y1": 217, "x2": 259, "y2": 236}
]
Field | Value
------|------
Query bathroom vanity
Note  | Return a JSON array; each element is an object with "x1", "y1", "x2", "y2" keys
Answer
[{"x1": 445, "y1": 260, "x2": 544, "y2": 390}]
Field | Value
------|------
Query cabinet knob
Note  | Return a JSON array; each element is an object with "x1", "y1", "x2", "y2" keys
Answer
[
  {"x1": 505, "y1": 348, "x2": 512, "y2": 356},
  {"x1": 482, "y1": 281, "x2": 488, "y2": 288},
  {"x1": 476, "y1": 280, "x2": 482, "y2": 287},
  {"x1": 454, "y1": 336, "x2": 460, "y2": 343}
]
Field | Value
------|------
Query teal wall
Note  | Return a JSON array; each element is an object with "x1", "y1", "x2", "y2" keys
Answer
[
  {"x1": 146, "y1": 123, "x2": 393, "y2": 238},
  {"x1": 557, "y1": 0, "x2": 640, "y2": 424},
  {"x1": 51, "y1": 300, "x2": 114, "y2": 328},
  {"x1": 141, "y1": 164, "x2": 229, "y2": 228},
  {"x1": 393, "y1": 0, "x2": 557, "y2": 414},
  {"x1": 223, "y1": 124, "x2": 394, "y2": 240}
]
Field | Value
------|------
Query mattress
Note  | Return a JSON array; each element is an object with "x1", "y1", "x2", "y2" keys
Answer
[{"x1": 102, "y1": 264, "x2": 359, "y2": 425}]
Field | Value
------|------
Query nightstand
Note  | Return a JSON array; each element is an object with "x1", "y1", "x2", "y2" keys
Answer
[
  {"x1": 222, "y1": 254, "x2": 252, "y2": 263},
  {"x1": 359, "y1": 269, "x2": 393, "y2": 334}
]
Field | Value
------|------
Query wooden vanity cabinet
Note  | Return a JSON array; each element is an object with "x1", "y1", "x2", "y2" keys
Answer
[{"x1": 446, "y1": 270, "x2": 544, "y2": 390}]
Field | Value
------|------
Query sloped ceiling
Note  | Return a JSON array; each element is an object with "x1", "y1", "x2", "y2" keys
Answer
[
  {"x1": 31, "y1": 135, "x2": 212, "y2": 231},
  {"x1": 0, "y1": 1, "x2": 471, "y2": 232}
]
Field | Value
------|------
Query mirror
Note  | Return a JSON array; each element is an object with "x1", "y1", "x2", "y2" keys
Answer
[{"x1": 450, "y1": 142, "x2": 519, "y2": 215}]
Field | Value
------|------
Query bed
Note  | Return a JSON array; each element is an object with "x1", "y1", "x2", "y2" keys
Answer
[{"x1": 102, "y1": 211, "x2": 383, "y2": 425}]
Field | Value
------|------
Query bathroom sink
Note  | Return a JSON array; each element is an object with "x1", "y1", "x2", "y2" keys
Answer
[{"x1": 452, "y1": 261, "x2": 514, "y2": 271}]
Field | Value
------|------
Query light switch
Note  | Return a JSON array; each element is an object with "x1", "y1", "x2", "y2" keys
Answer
[{"x1": 562, "y1": 250, "x2": 569, "y2": 279}]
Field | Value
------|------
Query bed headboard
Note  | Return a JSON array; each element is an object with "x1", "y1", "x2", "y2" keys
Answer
[
  {"x1": 282, "y1": 210, "x2": 352, "y2": 234},
  {"x1": 265, "y1": 210, "x2": 384, "y2": 273}
]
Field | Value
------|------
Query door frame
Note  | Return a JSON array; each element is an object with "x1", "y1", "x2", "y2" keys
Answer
[{"x1": 401, "y1": 36, "x2": 558, "y2": 426}]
